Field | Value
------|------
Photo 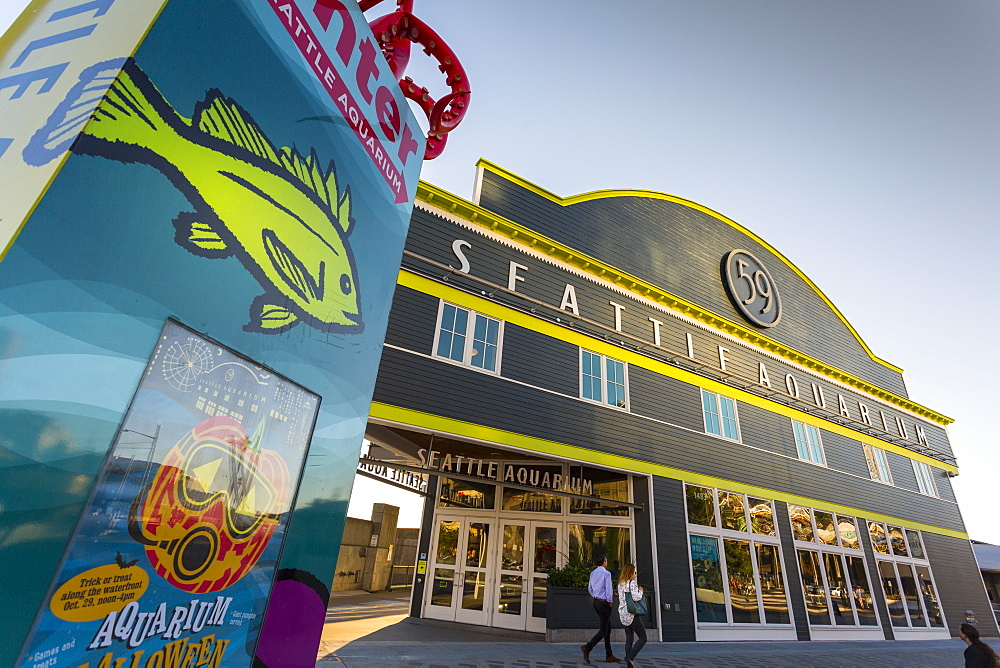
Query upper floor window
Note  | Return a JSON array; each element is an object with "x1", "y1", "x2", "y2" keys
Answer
[
  {"x1": 580, "y1": 349, "x2": 627, "y2": 408},
  {"x1": 792, "y1": 420, "x2": 825, "y2": 465},
  {"x1": 863, "y1": 444, "x2": 893, "y2": 484},
  {"x1": 434, "y1": 302, "x2": 502, "y2": 373},
  {"x1": 702, "y1": 390, "x2": 739, "y2": 441},
  {"x1": 911, "y1": 460, "x2": 938, "y2": 497}
]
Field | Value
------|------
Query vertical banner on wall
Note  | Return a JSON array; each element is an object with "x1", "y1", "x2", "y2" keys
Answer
[
  {"x1": 2, "y1": 0, "x2": 424, "y2": 664},
  {"x1": 18, "y1": 320, "x2": 319, "y2": 666}
]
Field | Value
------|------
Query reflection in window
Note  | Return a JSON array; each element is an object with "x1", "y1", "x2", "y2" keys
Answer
[
  {"x1": 915, "y1": 565, "x2": 944, "y2": 627},
  {"x1": 690, "y1": 535, "x2": 726, "y2": 622},
  {"x1": 435, "y1": 303, "x2": 502, "y2": 372},
  {"x1": 533, "y1": 526, "x2": 557, "y2": 573},
  {"x1": 581, "y1": 349, "x2": 627, "y2": 408},
  {"x1": 756, "y1": 544, "x2": 790, "y2": 624},
  {"x1": 686, "y1": 485, "x2": 716, "y2": 527},
  {"x1": 888, "y1": 526, "x2": 909, "y2": 557},
  {"x1": 501, "y1": 524, "x2": 525, "y2": 570},
  {"x1": 846, "y1": 556, "x2": 878, "y2": 626},
  {"x1": 569, "y1": 525, "x2": 630, "y2": 573},
  {"x1": 789, "y1": 506, "x2": 814, "y2": 542},
  {"x1": 439, "y1": 477, "x2": 496, "y2": 510},
  {"x1": 797, "y1": 550, "x2": 831, "y2": 625},
  {"x1": 571, "y1": 466, "x2": 630, "y2": 516},
  {"x1": 436, "y1": 520, "x2": 460, "y2": 564},
  {"x1": 702, "y1": 390, "x2": 739, "y2": 440},
  {"x1": 863, "y1": 443, "x2": 893, "y2": 484},
  {"x1": 497, "y1": 575, "x2": 522, "y2": 615},
  {"x1": 814, "y1": 511, "x2": 837, "y2": 546},
  {"x1": 466, "y1": 523, "x2": 489, "y2": 567},
  {"x1": 749, "y1": 498, "x2": 775, "y2": 536},
  {"x1": 911, "y1": 460, "x2": 938, "y2": 497},
  {"x1": 502, "y1": 487, "x2": 561, "y2": 513},
  {"x1": 906, "y1": 530, "x2": 925, "y2": 559},
  {"x1": 838, "y1": 516, "x2": 860, "y2": 550},
  {"x1": 719, "y1": 492, "x2": 747, "y2": 532},
  {"x1": 878, "y1": 561, "x2": 907, "y2": 627},
  {"x1": 898, "y1": 564, "x2": 925, "y2": 626},
  {"x1": 823, "y1": 553, "x2": 853, "y2": 625},
  {"x1": 869, "y1": 522, "x2": 889, "y2": 554},
  {"x1": 725, "y1": 540, "x2": 760, "y2": 623}
]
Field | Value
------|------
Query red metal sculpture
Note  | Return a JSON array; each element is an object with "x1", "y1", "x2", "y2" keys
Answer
[{"x1": 358, "y1": 0, "x2": 469, "y2": 160}]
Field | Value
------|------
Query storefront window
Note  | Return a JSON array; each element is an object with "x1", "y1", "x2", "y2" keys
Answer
[
  {"x1": 756, "y1": 544, "x2": 789, "y2": 623},
  {"x1": 906, "y1": 530, "x2": 925, "y2": 559},
  {"x1": 690, "y1": 535, "x2": 726, "y2": 622},
  {"x1": 502, "y1": 488, "x2": 561, "y2": 513},
  {"x1": 888, "y1": 525, "x2": 909, "y2": 557},
  {"x1": 869, "y1": 522, "x2": 889, "y2": 554},
  {"x1": 439, "y1": 477, "x2": 496, "y2": 510},
  {"x1": 814, "y1": 511, "x2": 837, "y2": 546},
  {"x1": 724, "y1": 539, "x2": 759, "y2": 623},
  {"x1": 686, "y1": 484, "x2": 716, "y2": 527},
  {"x1": 846, "y1": 556, "x2": 878, "y2": 626},
  {"x1": 838, "y1": 517, "x2": 860, "y2": 550},
  {"x1": 878, "y1": 560, "x2": 907, "y2": 627},
  {"x1": 571, "y1": 466, "x2": 630, "y2": 517},
  {"x1": 719, "y1": 492, "x2": 748, "y2": 532},
  {"x1": 797, "y1": 550, "x2": 831, "y2": 625},
  {"x1": 749, "y1": 498, "x2": 776, "y2": 536},
  {"x1": 569, "y1": 525, "x2": 630, "y2": 573},
  {"x1": 915, "y1": 565, "x2": 944, "y2": 627},
  {"x1": 870, "y1": 522, "x2": 943, "y2": 630},
  {"x1": 789, "y1": 506, "x2": 814, "y2": 542}
]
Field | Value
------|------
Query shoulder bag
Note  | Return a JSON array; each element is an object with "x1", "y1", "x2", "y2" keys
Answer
[{"x1": 625, "y1": 583, "x2": 648, "y2": 616}]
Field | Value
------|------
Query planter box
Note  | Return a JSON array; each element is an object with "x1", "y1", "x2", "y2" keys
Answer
[{"x1": 545, "y1": 586, "x2": 655, "y2": 629}]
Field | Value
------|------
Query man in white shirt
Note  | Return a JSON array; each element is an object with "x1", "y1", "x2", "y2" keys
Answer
[{"x1": 581, "y1": 554, "x2": 620, "y2": 663}]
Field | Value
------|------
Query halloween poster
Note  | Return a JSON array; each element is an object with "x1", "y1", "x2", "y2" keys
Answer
[{"x1": 19, "y1": 320, "x2": 318, "y2": 667}]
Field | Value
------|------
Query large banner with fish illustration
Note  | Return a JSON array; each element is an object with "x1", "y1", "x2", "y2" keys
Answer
[
  {"x1": 2, "y1": 0, "x2": 424, "y2": 665},
  {"x1": 19, "y1": 320, "x2": 318, "y2": 668}
]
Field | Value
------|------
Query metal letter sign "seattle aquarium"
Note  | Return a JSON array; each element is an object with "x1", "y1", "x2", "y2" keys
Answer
[{"x1": 722, "y1": 249, "x2": 783, "y2": 328}]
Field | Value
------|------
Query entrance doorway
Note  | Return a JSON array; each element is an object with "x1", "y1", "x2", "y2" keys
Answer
[{"x1": 423, "y1": 515, "x2": 561, "y2": 632}]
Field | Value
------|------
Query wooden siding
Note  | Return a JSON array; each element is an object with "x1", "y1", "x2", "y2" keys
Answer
[{"x1": 651, "y1": 477, "x2": 697, "y2": 641}]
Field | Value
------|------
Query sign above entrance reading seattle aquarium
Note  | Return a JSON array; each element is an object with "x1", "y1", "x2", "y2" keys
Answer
[{"x1": 2, "y1": 0, "x2": 425, "y2": 665}]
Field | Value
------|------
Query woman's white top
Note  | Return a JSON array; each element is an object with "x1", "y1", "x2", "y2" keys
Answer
[{"x1": 617, "y1": 578, "x2": 643, "y2": 626}]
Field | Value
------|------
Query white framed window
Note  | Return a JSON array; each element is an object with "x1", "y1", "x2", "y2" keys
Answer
[
  {"x1": 702, "y1": 390, "x2": 740, "y2": 441},
  {"x1": 579, "y1": 349, "x2": 628, "y2": 409},
  {"x1": 434, "y1": 301, "x2": 503, "y2": 373},
  {"x1": 868, "y1": 522, "x2": 945, "y2": 630},
  {"x1": 911, "y1": 460, "x2": 938, "y2": 497},
  {"x1": 792, "y1": 420, "x2": 825, "y2": 465},
  {"x1": 684, "y1": 484, "x2": 792, "y2": 628},
  {"x1": 787, "y1": 505, "x2": 879, "y2": 629},
  {"x1": 863, "y1": 444, "x2": 893, "y2": 484}
]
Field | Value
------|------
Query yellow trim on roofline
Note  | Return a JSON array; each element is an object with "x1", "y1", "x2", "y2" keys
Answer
[
  {"x1": 414, "y1": 175, "x2": 953, "y2": 427},
  {"x1": 398, "y1": 270, "x2": 957, "y2": 474},
  {"x1": 369, "y1": 402, "x2": 968, "y2": 541},
  {"x1": 474, "y1": 159, "x2": 901, "y2": 371}
]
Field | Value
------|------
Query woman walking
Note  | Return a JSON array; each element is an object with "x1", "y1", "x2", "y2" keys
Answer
[
  {"x1": 960, "y1": 623, "x2": 1000, "y2": 667},
  {"x1": 617, "y1": 564, "x2": 646, "y2": 668}
]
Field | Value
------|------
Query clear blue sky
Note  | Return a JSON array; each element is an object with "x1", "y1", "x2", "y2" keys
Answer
[{"x1": 3, "y1": 1, "x2": 998, "y2": 544}]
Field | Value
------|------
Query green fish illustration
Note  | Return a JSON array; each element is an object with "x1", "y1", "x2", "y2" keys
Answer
[{"x1": 45, "y1": 58, "x2": 363, "y2": 334}]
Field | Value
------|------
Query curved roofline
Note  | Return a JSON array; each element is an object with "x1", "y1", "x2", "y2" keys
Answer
[{"x1": 475, "y1": 158, "x2": 903, "y2": 374}]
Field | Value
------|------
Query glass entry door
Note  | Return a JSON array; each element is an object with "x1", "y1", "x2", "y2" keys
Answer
[
  {"x1": 493, "y1": 520, "x2": 561, "y2": 632},
  {"x1": 424, "y1": 515, "x2": 494, "y2": 626}
]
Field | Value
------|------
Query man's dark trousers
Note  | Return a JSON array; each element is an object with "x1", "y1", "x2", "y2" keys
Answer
[{"x1": 584, "y1": 598, "x2": 613, "y2": 658}]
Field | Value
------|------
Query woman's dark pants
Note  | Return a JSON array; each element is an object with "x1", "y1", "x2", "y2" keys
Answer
[{"x1": 625, "y1": 616, "x2": 646, "y2": 661}]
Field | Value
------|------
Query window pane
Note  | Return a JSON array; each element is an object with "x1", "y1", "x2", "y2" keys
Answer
[
  {"x1": 789, "y1": 506, "x2": 814, "y2": 542},
  {"x1": 724, "y1": 539, "x2": 760, "y2": 623},
  {"x1": 874, "y1": 447, "x2": 892, "y2": 483},
  {"x1": 570, "y1": 466, "x2": 630, "y2": 516},
  {"x1": 863, "y1": 444, "x2": 880, "y2": 480},
  {"x1": 435, "y1": 520, "x2": 460, "y2": 565},
  {"x1": 888, "y1": 525, "x2": 909, "y2": 557},
  {"x1": 449, "y1": 307, "x2": 469, "y2": 361},
  {"x1": 749, "y1": 498, "x2": 776, "y2": 536},
  {"x1": 793, "y1": 422, "x2": 809, "y2": 460},
  {"x1": 690, "y1": 535, "x2": 726, "y2": 622},
  {"x1": 837, "y1": 516, "x2": 859, "y2": 550},
  {"x1": 439, "y1": 477, "x2": 496, "y2": 510},
  {"x1": 501, "y1": 524, "x2": 525, "y2": 570},
  {"x1": 814, "y1": 511, "x2": 837, "y2": 546},
  {"x1": 846, "y1": 556, "x2": 878, "y2": 626},
  {"x1": 686, "y1": 485, "x2": 717, "y2": 527},
  {"x1": 703, "y1": 391, "x2": 721, "y2": 436},
  {"x1": 878, "y1": 561, "x2": 907, "y2": 627},
  {"x1": 497, "y1": 574, "x2": 522, "y2": 615},
  {"x1": 869, "y1": 522, "x2": 889, "y2": 554},
  {"x1": 606, "y1": 359, "x2": 626, "y2": 408},
  {"x1": 533, "y1": 527, "x2": 557, "y2": 573},
  {"x1": 582, "y1": 351, "x2": 602, "y2": 401},
  {"x1": 470, "y1": 314, "x2": 498, "y2": 371},
  {"x1": 824, "y1": 553, "x2": 854, "y2": 625},
  {"x1": 466, "y1": 523, "x2": 489, "y2": 568},
  {"x1": 915, "y1": 565, "x2": 944, "y2": 627},
  {"x1": 797, "y1": 550, "x2": 831, "y2": 625},
  {"x1": 899, "y1": 564, "x2": 926, "y2": 626},
  {"x1": 720, "y1": 397, "x2": 739, "y2": 440},
  {"x1": 806, "y1": 425, "x2": 823, "y2": 463},
  {"x1": 756, "y1": 543, "x2": 790, "y2": 624},
  {"x1": 906, "y1": 530, "x2": 925, "y2": 559},
  {"x1": 502, "y1": 487, "x2": 561, "y2": 513},
  {"x1": 568, "y1": 525, "x2": 630, "y2": 573},
  {"x1": 719, "y1": 492, "x2": 748, "y2": 532}
]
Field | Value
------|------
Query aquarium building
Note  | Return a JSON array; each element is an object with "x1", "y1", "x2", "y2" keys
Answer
[{"x1": 360, "y1": 159, "x2": 996, "y2": 642}]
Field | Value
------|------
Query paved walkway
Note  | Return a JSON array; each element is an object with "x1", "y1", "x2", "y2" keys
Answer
[{"x1": 317, "y1": 590, "x2": 999, "y2": 667}]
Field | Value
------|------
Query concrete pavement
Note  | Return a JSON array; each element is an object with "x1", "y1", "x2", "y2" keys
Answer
[{"x1": 316, "y1": 589, "x2": 999, "y2": 667}]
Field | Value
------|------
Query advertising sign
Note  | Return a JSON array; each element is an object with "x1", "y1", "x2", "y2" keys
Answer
[
  {"x1": 1, "y1": 0, "x2": 424, "y2": 663},
  {"x1": 19, "y1": 320, "x2": 318, "y2": 666}
]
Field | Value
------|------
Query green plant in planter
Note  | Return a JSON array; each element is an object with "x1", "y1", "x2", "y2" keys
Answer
[{"x1": 546, "y1": 560, "x2": 593, "y2": 588}]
